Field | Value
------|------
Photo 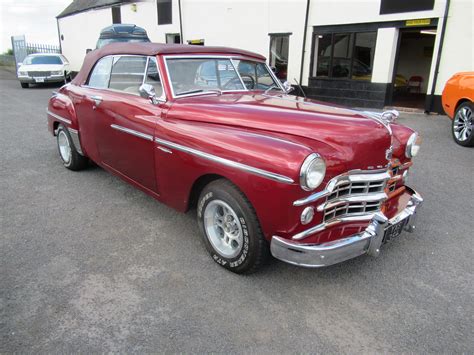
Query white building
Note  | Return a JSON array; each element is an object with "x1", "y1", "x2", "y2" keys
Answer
[{"x1": 57, "y1": 0, "x2": 473, "y2": 113}]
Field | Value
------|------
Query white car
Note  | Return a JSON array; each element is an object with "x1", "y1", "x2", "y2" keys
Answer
[{"x1": 17, "y1": 53, "x2": 71, "y2": 88}]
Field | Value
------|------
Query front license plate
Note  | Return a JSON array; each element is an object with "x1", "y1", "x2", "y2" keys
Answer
[
  {"x1": 35, "y1": 77, "x2": 45, "y2": 83},
  {"x1": 384, "y1": 218, "x2": 408, "y2": 242}
]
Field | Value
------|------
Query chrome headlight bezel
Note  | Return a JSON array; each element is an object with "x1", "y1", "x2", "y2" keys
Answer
[
  {"x1": 405, "y1": 132, "x2": 421, "y2": 158},
  {"x1": 51, "y1": 70, "x2": 64, "y2": 76},
  {"x1": 299, "y1": 153, "x2": 326, "y2": 191},
  {"x1": 18, "y1": 71, "x2": 28, "y2": 77}
]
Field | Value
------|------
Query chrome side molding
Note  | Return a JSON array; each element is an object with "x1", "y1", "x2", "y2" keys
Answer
[
  {"x1": 46, "y1": 109, "x2": 71, "y2": 125},
  {"x1": 154, "y1": 137, "x2": 294, "y2": 184},
  {"x1": 110, "y1": 124, "x2": 153, "y2": 141}
]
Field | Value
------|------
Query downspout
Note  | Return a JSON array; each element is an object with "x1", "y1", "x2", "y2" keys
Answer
[
  {"x1": 427, "y1": 0, "x2": 450, "y2": 113},
  {"x1": 178, "y1": 0, "x2": 183, "y2": 44},
  {"x1": 299, "y1": 0, "x2": 311, "y2": 84},
  {"x1": 56, "y1": 18, "x2": 62, "y2": 53}
]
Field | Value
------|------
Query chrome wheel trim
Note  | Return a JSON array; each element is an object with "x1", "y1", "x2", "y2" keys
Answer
[
  {"x1": 453, "y1": 106, "x2": 473, "y2": 142},
  {"x1": 203, "y1": 199, "x2": 244, "y2": 259},
  {"x1": 58, "y1": 130, "x2": 71, "y2": 163}
]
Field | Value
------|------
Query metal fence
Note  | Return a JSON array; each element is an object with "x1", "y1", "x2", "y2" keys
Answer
[
  {"x1": 11, "y1": 35, "x2": 61, "y2": 71},
  {"x1": 26, "y1": 43, "x2": 60, "y2": 55}
]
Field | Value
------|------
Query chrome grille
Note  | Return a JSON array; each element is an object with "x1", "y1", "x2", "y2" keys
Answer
[
  {"x1": 327, "y1": 180, "x2": 385, "y2": 200},
  {"x1": 28, "y1": 71, "x2": 51, "y2": 77},
  {"x1": 320, "y1": 171, "x2": 389, "y2": 223},
  {"x1": 324, "y1": 201, "x2": 382, "y2": 221}
]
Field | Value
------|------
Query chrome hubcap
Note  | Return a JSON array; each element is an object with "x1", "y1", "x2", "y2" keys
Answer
[
  {"x1": 203, "y1": 200, "x2": 243, "y2": 258},
  {"x1": 453, "y1": 106, "x2": 473, "y2": 142},
  {"x1": 58, "y1": 131, "x2": 71, "y2": 163}
]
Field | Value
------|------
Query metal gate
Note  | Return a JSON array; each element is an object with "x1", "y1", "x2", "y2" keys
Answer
[{"x1": 11, "y1": 35, "x2": 61, "y2": 71}]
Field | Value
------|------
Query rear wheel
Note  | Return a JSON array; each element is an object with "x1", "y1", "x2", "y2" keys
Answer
[
  {"x1": 452, "y1": 102, "x2": 474, "y2": 147},
  {"x1": 56, "y1": 125, "x2": 88, "y2": 170},
  {"x1": 20, "y1": 82, "x2": 28, "y2": 88},
  {"x1": 197, "y1": 179, "x2": 269, "y2": 274}
]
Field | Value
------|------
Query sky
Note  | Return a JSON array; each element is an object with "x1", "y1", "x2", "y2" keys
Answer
[{"x1": 0, "y1": 0, "x2": 71, "y2": 53}]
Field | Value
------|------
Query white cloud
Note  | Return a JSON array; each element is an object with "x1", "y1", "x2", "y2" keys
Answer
[{"x1": 0, "y1": 0, "x2": 71, "y2": 53}]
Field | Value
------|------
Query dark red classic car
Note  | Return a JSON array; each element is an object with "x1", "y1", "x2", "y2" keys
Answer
[{"x1": 47, "y1": 43, "x2": 423, "y2": 273}]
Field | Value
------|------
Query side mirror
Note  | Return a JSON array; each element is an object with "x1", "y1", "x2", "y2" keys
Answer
[
  {"x1": 139, "y1": 83, "x2": 161, "y2": 104},
  {"x1": 86, "y1": 48, "x2": 92, "y2": 54},
  {"x1": 282, "y1": 81, "x2": 294, "y2": 93}
]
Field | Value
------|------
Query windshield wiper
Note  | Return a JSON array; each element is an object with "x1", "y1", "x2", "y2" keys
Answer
[
  {"x1": 263, "y1": 85, "x2": 284, "y2": 95},
  {"x1": 178, "y1": 89, "x2": 222, "y2": 96}
]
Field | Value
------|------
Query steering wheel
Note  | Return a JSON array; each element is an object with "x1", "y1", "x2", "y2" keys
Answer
[{"x1": 224, "y1": 75, "x2": 255, "y2": 90}]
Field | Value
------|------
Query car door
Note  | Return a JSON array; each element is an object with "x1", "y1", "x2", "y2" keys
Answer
[{"x1": 93, "y1": 55, "x2": 164, "y2": 193}]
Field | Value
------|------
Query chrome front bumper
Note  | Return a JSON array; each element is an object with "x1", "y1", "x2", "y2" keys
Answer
[{"x1": 271, "y1": 188, "x2": 423, "y2": 268}]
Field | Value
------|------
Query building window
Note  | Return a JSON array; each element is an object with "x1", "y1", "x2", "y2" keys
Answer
[
  {"x1": 166, "y1": 33, "x2": 181, "y2": 44},
  {"x1": 269, "y1": 34, "x2": 290, "y2": 81},
  {"x1": 313, "y1": 31, "x2": 376, "y2": 80},
  {"x1": 380, "y1": 0, "x2": 435, "y2": 14},
  {"x1": 157, "y1": 0, "x2": 172, "y2": 25},
  {"x1": 111, "y1": 6, "x2": 121, "y2": 24}
]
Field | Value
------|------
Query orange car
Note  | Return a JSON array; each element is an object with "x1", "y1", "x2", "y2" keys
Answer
[{"x1": 442, "y1": 72, "x2": 474, "y2": 147}]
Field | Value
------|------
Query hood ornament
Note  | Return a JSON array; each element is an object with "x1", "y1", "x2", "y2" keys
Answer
[
  {"x1": 380, "y1": 109, "x2": 399, "y2": 124},
  {"x1": 386, "y1": 146, "x2": 393, "y2": 161}
]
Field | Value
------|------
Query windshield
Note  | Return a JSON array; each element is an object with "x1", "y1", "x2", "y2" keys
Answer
[
  {"x1": 166, "y1": 57, "x2": 280, "y2": 97},
  {"x1": 23, "y1": 55, "x2": 63, "y2": 65},
  {"x1": 96, "y1": 37, "x2": 150, "y2": 49}
]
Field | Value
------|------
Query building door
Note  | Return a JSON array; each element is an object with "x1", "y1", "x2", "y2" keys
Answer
[
  {"x1": 391, "y1": 27, "x2": 436, "y2": 109},
  {"x1": 269, "y1": 33, "x2": 289, "y2": 81}
]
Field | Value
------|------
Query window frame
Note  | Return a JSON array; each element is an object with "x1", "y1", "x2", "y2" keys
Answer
[
  {"x1": 268, "y1": 32, "x2": 291, "y2": 80},
  {"x1": 84, "y1": 54, "x2": 167, "y2": 101},
  {"x1": 162, "y1": 55, "x2": 284, "y2": 99},
  {"x1": 311, "y1": 30, "x2": 378, "y2": 81}
]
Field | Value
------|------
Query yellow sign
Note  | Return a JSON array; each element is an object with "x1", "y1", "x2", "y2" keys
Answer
[{"x1": 406, "y1": 19, "x2": 431, "y2": 26}]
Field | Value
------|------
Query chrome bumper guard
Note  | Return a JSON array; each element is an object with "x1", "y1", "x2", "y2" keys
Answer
[{"x1": 271, "y1": 188, "x2": 423, "y2": 268}]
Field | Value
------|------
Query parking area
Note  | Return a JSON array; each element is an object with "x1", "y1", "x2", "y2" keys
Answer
[{"x1": 1, "y1": 68, "x2": 473, "y2": 352}]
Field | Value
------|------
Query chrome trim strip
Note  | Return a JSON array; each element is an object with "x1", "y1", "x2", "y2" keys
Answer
[
  {"x1": 292, "y1": 213, "x2": 377, "y2": 241},
  {"x1": 111, "y1": 124, "x2": 153, "y2": 141},
  {"x1": 46, "y1": 109, "x2": 71, "y2": 125},
  {"x1": 316, "y1": 192, "x2": 387, "y2": 212},
  {"x1": 293, "y1": 170, "x2": 390, "y2": 206},
  {"x1": 154, "y1": 137, "x2": 294, "y2": 184},
  {"x1": 157, "y1": 146, "x2": 172, "y2": 154}
]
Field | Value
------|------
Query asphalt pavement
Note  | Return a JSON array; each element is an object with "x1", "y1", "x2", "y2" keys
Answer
[{"x1": 1, "y1": 69, "x2": 473, "y2": 353}]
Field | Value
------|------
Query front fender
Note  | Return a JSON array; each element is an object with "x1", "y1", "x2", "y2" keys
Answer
[{"x1": 154, "y1": 118, "x2": 315, "y2": 240}]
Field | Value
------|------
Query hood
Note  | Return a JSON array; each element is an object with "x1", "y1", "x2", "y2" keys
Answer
[
  {"x1": 167, "y1": 93, "x2": 393, "y2": 172},
  {"x1": 19, "y1": 64, "x2": 64, "y2": 72}
]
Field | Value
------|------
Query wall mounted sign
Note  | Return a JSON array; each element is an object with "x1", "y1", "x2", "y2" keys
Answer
[{"x1": 406, "y1": 19, "x2": 432, "y2": 26}]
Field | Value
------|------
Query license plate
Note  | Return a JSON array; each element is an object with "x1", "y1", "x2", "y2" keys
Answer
[
  {"x1": 35, "y1": 77, "x2": 45, "y2": 83},
  {"x1": 384, "y1": 218, "x2": 408, "y2": 242}
]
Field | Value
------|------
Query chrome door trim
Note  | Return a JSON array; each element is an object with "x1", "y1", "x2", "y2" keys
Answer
[
  {"x1": 154, "y1": 137, "x2": 294, "y2": 184},
  {"x1": 111, "y1": 124, "x2": 153, "y2": 141},
  {"x1": 46, "y1": 109, "x2": 72, "y2": 125}
]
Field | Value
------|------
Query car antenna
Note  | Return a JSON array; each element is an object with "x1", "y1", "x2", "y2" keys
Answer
[{"x1": 293, "y1": 78, "x2": 306, "y2": 98}]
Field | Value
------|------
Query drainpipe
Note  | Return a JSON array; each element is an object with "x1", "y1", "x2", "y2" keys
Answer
[
  {"x1": 299, "y1": 0, "x2": 311, "y2": 85},
  {"x1": 427, "y1": 0, "x2": 450, "y2": 113},
  {"x1": 178, "y1": 0, "x2": 184, "y2": 43}
]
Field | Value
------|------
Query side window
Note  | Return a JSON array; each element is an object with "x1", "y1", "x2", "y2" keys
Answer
[
  {"x1": 144, "y1": 57, "x2": 164, "y2": 98},
  {"x1": 109, "y1": 56, "x2": 147, "y2": 94},
  {"x1": 88, "y1": 56, "x2": 113, "y2": 88}
]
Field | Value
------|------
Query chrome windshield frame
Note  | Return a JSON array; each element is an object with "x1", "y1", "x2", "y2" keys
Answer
[{"x1": 162, "y1": 54, "x2": 284, "y2": 99}]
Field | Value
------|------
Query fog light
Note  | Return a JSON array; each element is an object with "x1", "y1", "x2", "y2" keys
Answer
[{"x1": 301, "y1": 206, "x2": 315, "y2": 225}]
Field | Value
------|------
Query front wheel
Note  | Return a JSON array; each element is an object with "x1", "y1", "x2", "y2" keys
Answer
[
  {"x1": 452, "y1": 102, "x2": 474, "y2": 147},
  {"x1": 197, "y1": 179, "x2": 269, "y2": 274},
  {"x1": 20, "y1": 82, "x2": 28, "y2": 88},
  {"x1": 56, "y1": 125, "x2": 88, "y2": 170}
]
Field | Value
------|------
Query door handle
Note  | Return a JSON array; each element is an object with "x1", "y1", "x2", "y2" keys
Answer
[{"x1": 89, "y1": 95, "x2": 102, "y2": 108}]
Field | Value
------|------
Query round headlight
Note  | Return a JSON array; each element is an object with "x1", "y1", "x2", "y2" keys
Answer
[
  {"x1": 299, "y1": 153, "x2": 326, "y2": 191},
  {"x1": 406, "y1": 132, "x2": 421, "y2": 158}
]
